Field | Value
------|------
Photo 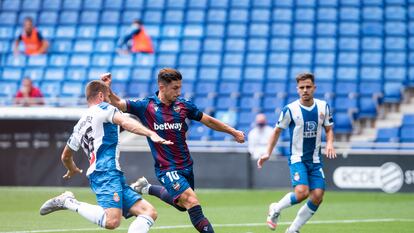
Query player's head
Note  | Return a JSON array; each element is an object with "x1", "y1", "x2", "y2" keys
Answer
[
  {"x1": 295, "y1": 72, "x2": 316, "y2": 102},
  {"x1": 85, "y1": 80, "x2": 110, "y2": 104},
  {"x1": 157, "y1": 68, "x2": 182, "y2": 103},
  {"x1": 132, "y1": 19, "x2": 142, "y2": 26},
  {"x1": 255, "y1": 113, "x2": 267, "y2": 128},
  {"x1": 23, "y1": 17, "x2": 33, "y2": 32}
]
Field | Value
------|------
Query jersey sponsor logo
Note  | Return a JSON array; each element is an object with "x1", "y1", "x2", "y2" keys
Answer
[
  {"x1": 154, "y1": 122, "x2": 183, "y2": 131},
  {"x1": 304, "y1": 121, "x2": 317, "y2": 138},
  {"x1": 113, "y1": 192, "x2": 120, "y2": 202}
]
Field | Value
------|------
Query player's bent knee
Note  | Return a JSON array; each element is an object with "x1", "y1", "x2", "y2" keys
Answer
[
  {"x1": 144, "y1": 206, "x2": 158, "y2": 220},
  {"x1": 295, "y1": 189, "x2": 310, "y2": 202},
  {"x1": 105, "y1": 218, "x2": 121, "y2": 230}
]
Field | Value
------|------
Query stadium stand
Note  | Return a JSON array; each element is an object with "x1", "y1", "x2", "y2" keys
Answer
[{"x1": 0, "y1": 0, "x2": 412, "y2": 143}]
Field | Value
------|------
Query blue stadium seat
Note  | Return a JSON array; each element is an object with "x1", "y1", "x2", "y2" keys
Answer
[
  {"x1": 238, "y1": 111, "x2": 256, "y2": 125},
  {"x1": 316, "y1": 38, "x2": 336, "y2": 51},
  {"x1": 131, "y1": 68, "x2": 153, "y2": 81},
  {"x1": 273, "y1": 9, "x2": 292, "y2": 22},
  {"x1": 316, "y1": 23, "x2": 337, "y2": 36},
  {"x1": 386, "y1": 6, "x2": 406, "y2": 21},
  {"x1": 386, "y1": 37, "x2": 406, "y2": 50},
  {"x1": 159, "y1": 40, "x2": 179, "y2": 52},
  {"x1": 334, "y1": 113, "x2": 353, "y2": 134},
  {"x1": 223, "y1": 53, "x2": 243, "y2": 66},
  {"x1": 61, "y1": 81, "x2": 83, "y2": 97},
  {"x1": 157, "y1": 54, "x2": 177, "y2": 66},
  {"x1": 229, "y1": 9, "x2": 248, "y2": 23},
  {"x1": 6, "y1": 55, "x2": 26, "y2": 67},
  {"x1": 244, "y1": 67, "x2": 265, "y2": 80},
  {"x1": 400, "y1": 126, "x2": 414, "y2": 142},
  {"x1": 318, "y1": 8, "x2": 337, "y2": 21},
  {"x1": 111, "y1": 68, "x2": 131, "y2": 81},
  {"x1": 0, "y1": 27, "x2": 15, "y2": 39},
  {"x1": 188, "y1": 123, "x2": 211, "y2": 140},
  {"x1": 162, "y1": 25, "x2": 182, "y2": 38},
  {"x1": 135, "y1": 54, "x2": 155, "y2": 67},
  {"x1": 360, "y1": 66, "x2": 382, "y2": 81},
  {"x1": 0, "y1": 40, "x2": 10, "y2": 52},
  {"x1": 181, "y1": 80, "x2": 195, "y2": 96},
  {"x1": 338, "y1": 52, "x2": 359, "y2": 65},
  {"x1": 22, "y1": 0, "x2": 41, "y2": 10},
  {"x1": 77, "y1": 26, "x2": 96, "y2": 39},
  {"x1": 242, "y1": 81, "x2": 263, "y2": 95},
  {"x1": 246, "y1": 53, "x2": 266, "y2": 66},
  {"x1": 44, "y1": 68, "x2": 65, "y2": 81},
  {"x1": 38, "y1": 26, "x2": 54, "y2": 39},
  {"x1": 363, "y1": 7, "x2": 383, "y2": 21},
  {"x1": 24, "y1": 68, "x2": 44, "y2": 81},
  {"x1": 98, "y1": 26, "x2": 118, "y2": 38},
  {"x1": 292, "y1": 52, "x2": 312, "y2": 65},
  {"x1": 186, "y1": 10, "x2": 205, "y2": 23},
  {"x1": 63, "y1": 0, "x2": 82, "y2": 10},
  {"x1": 101, "y1": 11, "x2": 120, "y2": 24},
  {"x1": 314, "y1": 67, "x2": 334, "y2": 81},
  {"x1": 339, "y1": 38, "x2": 359, "y2": 51},
  {"x1": 218, "y1": 81, "x2": 240, "y2": 95},
  {"x1": 66, "y1": 68, "x2": 86, "y2": 81},
  {"x1": 317, "y1": 81, "x2": 334, "y2": 96},
  {"x1": 270, "y1": 38, "x2": 290, "y2": 52},
  {"x1": 341, "y1": 0, "x2": 360, "y2": 6},
  {"x1": 221, "y1": 67, "x2": 242, "y2": 80},
  {"x1": 70, "y1": 54, "x2": 90, "y2": 66},
  {"x1": 179, "y1": 67, "x2": 197, "y2": 81},
  {"x1": 268, "y1": 52, "x2": 289, "y2": 65},
  {"x1": 38, "y1": 11, "x2": 57, "y2": 25},
  {"x1": 0, "y1": 81, "x2": 18, "y2": 97},
  {"x1": 207, "y1": 9, "x2": 227, "y2": 23},
  {"x1": 384, "y1": 67, "x2": 406, "y2": 81},
  {"x1": 2, "y1": 0, "x2": 20, "y2": 11},
  {"x1": 144, "y1": 10, "x2": 162, "y2": 24},
  {"x1": 195, "y1": 81, "x2": 217, "y2": 95},
  {"x1": 335, "y1": 82, "x2": 357, "y2": 96},
  {"x1": 294, "y1": 23, "x2": 313, "y2": 36},
  {"x1": 263, "y1": 96, "x2": 285, "y2": 111},
  {"x1": 125, "y1": 0, "x2": 144, "y2": 9},
  {"x1": 335, "y1": 96, "x2": 358, "y2": 112},
  {"x1": 249, "y1": 24, "x2": 269, "y2": 37},
  {"x1": 56, "y1": 26, "x2": 76, "y2": 38},
  {"x1": 216, "y1": 95, "x2": 238, "y2": 110},
  {"x1": 59, "y1": 11, "x2": 79, "y2": 24},
  {"x1": 231, "y1": 0, "x2": 250, "y2": 7},
  {"x1": 183, "y1": 25, "x2": 203, "y2": 37},
  {"x1": 40, "y1": 81, "x2": 61, "y2": 98},
  {"x1": 359, "y1": 82, "x2": 382, "y2": 97},
  {"x1": 165, "y1": 10, "x2": 184, "y2": 23},
  {"x1": 383, "y1": 82, "x2": 403, "y2": 103},
  {"x1": 385, "y1": 52, "x2": 406, "y2": 65},
  {"x1": 358, "y1": 96, "x2": 378, "y2": 118},
  {"x1": 111, "y1": 82, "x2": 128, "y2": 97},
  {"x1": 52, "y1": 40, "x2": 72, "y2": 52},
  {"x1": 402, "y1": 114, "x2": 414, "y2": 126},
  {"x1": 295, "y1": 8, "x2": 315, "y2": 22},
  {"x1": 272, "y1": 23, "x2": 291, "y2": 37},
  {"x1": 2, "y1": 68, "x2": 22, "y2": 81},
  {"x1": 73, "y1": 40, "x2": 93, "y2": 53},
  {"x1": 28, "y1": 55, "x2": 47, "y2": 67},
  {"x1": 80, "y1": 11, "x2": 99, "y2": 24},
  {"x1": 193, "y1": 95, "x2": 214, "y2": 110},
  {"x1": 201, "y1": 53, "x2": 221, "y2": 66},
  {"x1": 83, "y1": 0, "x2": 102, "y2": 9},
  {"x1": 361, "y1": 52, "x2": 382, "y2": 65},
  {"x1": 88, "y1": 68, "x2": 107, "y2": 80},
  {"x1": 340, "y1": 7, "x2": 360, "y2": 21},
  {"x1": 127, "y1": 82, "x2": 150, "y2": 97},
  {"x1": 203, "y1": 39, "x2": 223, "y2": 52},
  {"x1": 376, "y1": 127, "x2": 400, "y2": 142},
  {"x1": 199, "y1": 67, "x2": 219, "y2": 80},
  {"x1": 340, "y1": 22, "x2": 359, "y2": 36},
  {"x1": 146, "y1": 0, "x2": 164, "y2": 9},
  {"x1": 181, "y1": 39, "x2": 201, "y2": 52},
  {"x1": 336, "y1": 67, "x2": 358, "y2": 81},
  {"x1": 248, "y1": 38, "x2": 268, "y2": 52},
  {"x1": 49, "y1": 55, "x2": 69, "y2": 67},
  {"x1": 113, "y1": 54, "x2": 133, "y2": 66},
  {"x1": 122, "y1": 11, "x2": 142, "y2": 24},
  {"x1": 251, "y1": 9, "x2": 270, "y2": 23},
  {"x1": 239, "y1": 96, "x2": 261, "y2": 110},
  {"x1": 95, "y1": 40, "x2": 115, "y2": 52},
  {"x1": 0, "y1": 12, "x2": 17, "y2": 25},
  {"x1": 179, "y1": 53, "x2": 198, "y2": 66},
  {"x1": 362, "y1": 37, "x2": 382, "y2": 51},
  {"x1": 18, "y1": 12, "x2": 38, "y2": 24},
  {"x1": 104, "y1": 0, "x2": 123, "y2": 9},
  {"x1": 315, "y1": 53, "x2": 335, "y2": 65},
  {"x1": 362, "y1": 22, "x2": 383, "y2": 36},
  {"x1": 264, "y1": 81, "x2": 287, "y2": 96},
  {"x1": 293, "y1": 38, "x2": 313, "y2": 51}
]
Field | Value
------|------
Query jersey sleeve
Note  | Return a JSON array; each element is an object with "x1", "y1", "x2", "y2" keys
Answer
[
  {"x1": 67, "y1": 123, "x2": 82, "y2": 152},
  {"x1": 276, "y1": 106, "x2": 292, "y2": 129},
  {"x1": 102, "y1": 104, "x2": 119, "y2": 124},
  {"x1": 324, "y1": 103, "x2": 334, "y2": 127},
  {"x1": 126, "y1": 99, "x2": 146, "y2": 117},
  {"x1": 184, "y1": 99, "x2": 203, "y2": 121}
]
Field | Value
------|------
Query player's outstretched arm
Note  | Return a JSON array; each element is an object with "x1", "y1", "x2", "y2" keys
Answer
[
  {"x1": 257, "y1": 127, "x2": 282, "y2": 169},
  {"x1": 113, "y1": 111, "x2": 173, "y2": 145},
  {"x1": 324, "y1": 125, "x2": 337, "y2": 159},
  {"x1": 61, "y1": 145, "x2": 83, "y2": 179},
  {"x1": 100, "y1": 73, "x2": 127, "y2": 112},
  {"x1": 199, "y1": 113, "x2": 245, "y2": 143}
]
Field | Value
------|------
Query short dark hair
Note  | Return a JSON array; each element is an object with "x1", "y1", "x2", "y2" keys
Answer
[
  {"x1": 295, "y1": 72, "x2": 315, "y2": 84},
  {"x1": 24, "y1": 17, "x2": 33, "y2": 23},
  {"x1": 85, "y1": 80, "x2": 109, "y2": 101},
  {"x1": 133, "y1": 19, "x2": 142, "y2": 25},
  {"x1": 157, "y1": 68, "x2": 182, "y2": 84}
]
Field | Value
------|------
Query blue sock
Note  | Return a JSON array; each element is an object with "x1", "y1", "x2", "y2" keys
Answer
[
  {"x1": 306, "y1": 200, "x2": 319, "y2": 212},
  {"x1": 148, "y1": 185, "x2": 186, "y2": 212},
  {"x1": 188, "y1": 205, "x2": 214, "y2": 233},
  {"x1": 290, "y1": 192, "x2": 299, "y2": 205}
]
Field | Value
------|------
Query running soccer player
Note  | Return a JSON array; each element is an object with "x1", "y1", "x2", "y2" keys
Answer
[
  {"x1": 257, "y1": 73, "x2": 337, "y2": 233},
  {"x1": 39, "y1": 80, "x2": 172, "y2": 232},
  {"x1": 101, "y1": 68, "x2": 245, "y2": 233}
]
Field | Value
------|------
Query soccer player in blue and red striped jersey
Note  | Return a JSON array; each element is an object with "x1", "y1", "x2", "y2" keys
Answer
[{"x1": 101, "y1": 68, "x2": 245, "y2": 233}]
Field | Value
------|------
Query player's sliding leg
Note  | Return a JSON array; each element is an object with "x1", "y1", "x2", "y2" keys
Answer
[
  {"x1": 286, "y1": 189, "x2": 324, "y2": 233},
  {"x1": 267, "y1": 192, "x2": 300, "y2": 230},
  {"x1": 131, "y1": 177, "x2": 186, "y2": 211},
  {"x1": 39, "y1": 191, "x2": 107, "y2": 228},
  {"x1": 127, "y1": 199, "x2": 157, "y2": 233}
]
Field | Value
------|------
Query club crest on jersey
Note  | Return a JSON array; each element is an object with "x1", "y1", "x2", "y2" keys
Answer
[
  {"x1": 173, "y1": 105, "x2": 180, "y2": 113},
  {"x1": 113, "y1": 192, "x2": 120, "y2": 202},
  {"x1": 294, "y1": 172, "x2": 300, "y2": 181},
  {"x1": 172, "y1": 182, "x2": 181, "y2": 191}
]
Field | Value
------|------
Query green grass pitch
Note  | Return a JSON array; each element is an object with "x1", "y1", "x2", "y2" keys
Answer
[{"x1": 0, "y1": 187, "x2": 413, "y2": 233}]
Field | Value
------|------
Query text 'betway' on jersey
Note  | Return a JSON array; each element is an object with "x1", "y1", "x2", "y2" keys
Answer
[{"x1": 154, "y1": 122, "x2": 183, "y2": 131}]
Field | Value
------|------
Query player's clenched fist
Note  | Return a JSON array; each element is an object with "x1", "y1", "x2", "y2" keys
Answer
[{"x1": 100, "y1": 72, "x2": 112, "y2": 87}]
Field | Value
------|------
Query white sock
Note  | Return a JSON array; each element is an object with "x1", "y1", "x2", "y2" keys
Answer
[
  {"x1": 289, "y1": 202, "x2": 316, "y2": 232},
  {"x1": 64, "y1": 199, "x2": 106, "y2": 228},
  {"x1": 274, "y1": 192, "x2": 296, "y2": 213},
  {"x1": 142, "y1": 184, "x2": 151, "y2": 195},
  {"x1": 128, "y1": 215, "x2": 154, "y2": 233}
]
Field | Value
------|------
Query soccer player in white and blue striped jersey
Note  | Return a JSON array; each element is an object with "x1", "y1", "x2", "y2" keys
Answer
[{"x1": 257, "y1": 73, "x2": 337, "y2": 233}]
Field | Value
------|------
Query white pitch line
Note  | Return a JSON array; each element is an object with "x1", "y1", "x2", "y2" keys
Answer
[{"x1": 2, "y1": 218, "x2": 414, "y2": 233}]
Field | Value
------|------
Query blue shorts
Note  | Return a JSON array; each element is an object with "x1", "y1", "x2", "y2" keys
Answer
[
  {"x1": 156, "y1": 168, "x2": 194, "y2": 203},
  {"x1": 89, "y1": 170, "x2": 142, "y2": 218},
  {"x1": 289, "y1": 161, "x2": 325, "y2": 190}
]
